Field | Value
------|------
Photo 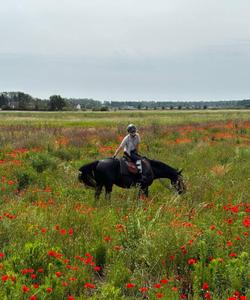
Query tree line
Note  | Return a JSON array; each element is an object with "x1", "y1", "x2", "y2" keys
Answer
[{"x1": 0, "y1": 91, "x2": 249, "y2": 111}]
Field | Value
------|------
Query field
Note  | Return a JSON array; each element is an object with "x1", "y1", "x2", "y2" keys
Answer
[{"x1": 0, "y1": 110, "x2": 249, "y2": 300}]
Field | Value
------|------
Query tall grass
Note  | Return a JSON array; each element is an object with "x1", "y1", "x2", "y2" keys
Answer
[{"x1": 0, "y1": 111, "x2": 249, "y2": 299}]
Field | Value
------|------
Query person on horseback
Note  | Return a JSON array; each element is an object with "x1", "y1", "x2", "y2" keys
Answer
[{"x1": 113, "y1": 124, "x2": 143, "y2": 177}]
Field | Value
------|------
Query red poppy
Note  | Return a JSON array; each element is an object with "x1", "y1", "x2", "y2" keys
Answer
[
  {"x1": 84, "y1": 282, "x2": 95, "y2": 289},
  {"x1": 47, "y1": 287, "x2": 53, "y2": 293},
  {"x1": 229, "y1": 253, "x2": 237, "y2": 258},
  {"x1": 156, "y1": 293, "x2": 164, "y2": 298},
  {"x1": 205, "y1": 292, "x2": 211, "y2": 300},
  {"x1": 139, "y1": 287, "x2": 148, "y2": 293},
  {"x1": 188, "y1": 258, "x2": 197, "y2": 265},
  {"x1": 126, "y1": 283, "x2": 135, "y2": 288},
  {"x1": 22, "y1": 285, "x2": 30, "y2": 293},
  {"x1": 2, "y1": 275, "x2": 9, "y2": 282},
  {"x1": 202, "y1": 282, "x2": 209, "y2": 290},
  {"x1": 160, "y1": 279, "x2": 168, "y2": 284}
]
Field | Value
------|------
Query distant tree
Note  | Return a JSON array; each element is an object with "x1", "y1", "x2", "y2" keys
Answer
[
  {"x1": 203, "y1": 105, "x2": 207, "y2": 109},
  {"x1": 178, "y1": 105, "x2": 182, "y2": 110},
  {"x1": 137, "y1": 103, "x2": 141, "y2": 110},
  {"x1": 0, "y1": 93, "x2": 8, "y2": 107},
  {"x1": 17, "y1": 92, "x2": 33, "y2": 110},
  {"x1": 49, "y1": 95, "x2": 66, "y2": 111}
]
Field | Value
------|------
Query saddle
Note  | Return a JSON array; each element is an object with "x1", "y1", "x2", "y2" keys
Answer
[{"x1": 119, "y1": 156, "x2": 152, "y2": 177}]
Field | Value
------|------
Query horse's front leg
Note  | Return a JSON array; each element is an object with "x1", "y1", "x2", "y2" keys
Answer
[
  {"x1": 139, "y1": 185, "x2": 149, "y2": 198},
  {"x1": 95, "y1": 185, "x2": 103, "y2": 200},
  {"x1": 105, "y1": 184, "x2": 113, "y2": 201}
]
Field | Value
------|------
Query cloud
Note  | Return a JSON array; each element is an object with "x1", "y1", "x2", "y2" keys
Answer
[{"x1": 0, "y1": 0, "x2": 250, "y2": 100}]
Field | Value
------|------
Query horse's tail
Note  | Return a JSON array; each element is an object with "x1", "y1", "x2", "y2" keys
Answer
[{"x1": 78, "y1": 161, "x2": 99, "y2": 188}]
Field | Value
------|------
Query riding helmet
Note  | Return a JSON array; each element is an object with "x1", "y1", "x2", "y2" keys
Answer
[{"x1": 127, "y1": 124, "x2": 137, "y2": 133}]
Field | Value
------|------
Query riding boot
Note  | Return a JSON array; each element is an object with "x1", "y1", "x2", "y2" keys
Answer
[{"x1": 136, "y1": 160, "x2": 145, "y2": 184}]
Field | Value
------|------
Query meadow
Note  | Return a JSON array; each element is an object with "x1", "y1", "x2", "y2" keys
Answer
[{"x1": 0, "y1": 110, "x2": 249, "y2": 300}]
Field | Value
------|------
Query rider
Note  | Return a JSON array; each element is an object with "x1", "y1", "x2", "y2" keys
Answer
[{"x1": 113, "y1": 124, "x2": 143, "y2": 177}]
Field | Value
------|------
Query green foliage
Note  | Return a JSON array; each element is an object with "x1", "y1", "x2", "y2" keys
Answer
[
  {"x1": 31, "y1": 153, "x2": 57, "y2": 173},
  {"x1": 0, "y1": 112, "x2": 249, "y2": 299}
]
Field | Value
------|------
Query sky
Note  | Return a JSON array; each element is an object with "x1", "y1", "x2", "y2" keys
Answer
[{"x1": 0, "y1": 0, "x2": 250, "y2": 101}]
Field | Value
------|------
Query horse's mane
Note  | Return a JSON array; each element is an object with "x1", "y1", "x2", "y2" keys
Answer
[{"x1": 148, "y1": 159, "x2": 180, "y2": 177}]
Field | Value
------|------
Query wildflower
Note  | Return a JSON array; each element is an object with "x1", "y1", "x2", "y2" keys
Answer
[
  {"x1": 2, "y1": 274, "x2": 9, "y2": 282},
  {"x1": 226, "y1": 240, "x2": 233, "y2": 247},
  {"x1": 0, "y1": 252, "x2": 5, "y2": 259},
  {"x1": 60, "y1": 229, "x2": 67, "y2": 235},
  {"x1": 210, "y1": 225, "x2": 216, "y2": 230},
  {"x1": 38, "y1": 268, "x2": 44, "y2": 273},
  {"x1": 188, "y1": 258, "x2": 197, "y2": 265},
  {"x1": 205, "y1": 292, "x2": 211, "y2": 300},
  {"x1": 68, "y1": 296, "x2": 75, "y2": 300},
  {"x1": 29, "y1": 296, "x2": 37, "y2": 300},
  {"x1": 47, "y1": 287, "x2": 53, "y2": 293},
  {"x1": 156, "y1": 293, "x2": 164, "y2": 298},
  {"x1": 33, "y1": 283, "x2": 39, "y2": 289},
  {"x1": 84, "y1": 282, "x2": 95, "y2": 289},
  {"x1": 139, "y1": 287, "x2": 148, "y2": 293},
  {"x1": 160, "y1": 279, "x2": 168, "y2": 284},
  {"x1": 229, "y1": 253, "x2": 237, "y2": 258},
  {"x1": 180, "y1": 294, "x2": 187, "y2": 299},
  {"x1": 169, "y1": 255, "x2": 175, "y2": 261},
  {"x1": 62, "y1": 281, "x2": 68, "y2": 287},
  {"x1": 31, "y1": 274, "x2": 37, "y2": 279},
  {"x1": 22, "y1": 285, "x2": 30, "y2": 293},
  {"x1": 104, "y1": 236, "x2": 111, "y2": 242},
  {"x1": 55, "y1": 271, "x2": 63, "y2": 277},
  {"x1": 202, "y1": 282, "x2": 209, "y2": 290},
  {"x1": 153, "y1": 283, "x2": 161, "y2": 289},
  {"x1": 93, "y1": 266, "x2": 101, "y2": 271},
  {"x1": 68, "y1": 228, "x2": 74, "y2": 235},
  {"x1": 243, "y1": 217, "x2": 250, "y2": 228},
  {"x1": 41, "y1": 227, "x2": 47, "y2": 234},
  {"x1": 69, "y1": 277, "x2": 77, "y2": 281},
  {"x1": 126, "y1": 283, "x2": 135, "y2": 288}
]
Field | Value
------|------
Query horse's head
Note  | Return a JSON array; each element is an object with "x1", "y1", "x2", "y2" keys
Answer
[{"x1": 171, "y1": 170, "x2": 186, "y2": 194}]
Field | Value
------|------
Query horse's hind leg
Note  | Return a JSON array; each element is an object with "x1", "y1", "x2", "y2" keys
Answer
[
  {"x1": 95, "y1": 185, "x2": 103, "y2": 200},
  {"x1": 105, "y1": 184, "x2": 113, "y2": 201}
]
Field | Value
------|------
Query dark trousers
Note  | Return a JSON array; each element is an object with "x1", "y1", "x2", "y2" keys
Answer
[{"x1": 124, "y1": 150, "x2": 141, "y2": 162}]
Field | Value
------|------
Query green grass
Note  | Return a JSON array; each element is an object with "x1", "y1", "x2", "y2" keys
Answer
[{"x1": 0, "y1": 111, "x2": 249, "y2": 299}]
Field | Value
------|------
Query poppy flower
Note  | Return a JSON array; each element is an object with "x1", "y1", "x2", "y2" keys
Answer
[
  {"x1": 139, "y1": 287, "x2": 148, "y2": 293},
  {"x1": 126, "y1": 283, "x2": 135, "y2": 288},
  {"x1": 22, "y1": 285, "x2": 30, "y2": 293}
]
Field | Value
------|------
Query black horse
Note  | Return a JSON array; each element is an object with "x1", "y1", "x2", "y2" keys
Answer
[{"x1": 78, "y1": 157, "x2": 186, "y2": 200}]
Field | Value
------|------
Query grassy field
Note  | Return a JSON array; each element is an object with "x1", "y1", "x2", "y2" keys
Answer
[{"x1": 0, "y1": 110, "x2": 249, "y2": 300}]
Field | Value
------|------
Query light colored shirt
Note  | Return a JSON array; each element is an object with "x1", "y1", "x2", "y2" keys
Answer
[{"x1": 120, "y1": 133, "x2": 141, "y2": 155}]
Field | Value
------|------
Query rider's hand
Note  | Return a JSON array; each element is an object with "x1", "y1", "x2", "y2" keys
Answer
[{"x1": 113, "y1": 155, "x2": 116, "y2": 159}]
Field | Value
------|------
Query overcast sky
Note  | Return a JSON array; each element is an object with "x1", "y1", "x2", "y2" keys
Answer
[{"x1": 1, "y1": 0, "x2": 250, "y2": 101}]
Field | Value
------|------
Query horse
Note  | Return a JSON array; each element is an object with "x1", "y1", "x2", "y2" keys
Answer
[{"x1": 78, "y1": 157, "x2": 186, "y2": 200}]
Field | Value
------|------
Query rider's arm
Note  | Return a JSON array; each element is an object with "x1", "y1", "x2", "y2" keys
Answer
[
  {"x1": 113, "y1": 136, "x2": 127, "y2": 158},
  {"x1": 113, "y1": 145, "x2": 123, "y2": 157}
]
